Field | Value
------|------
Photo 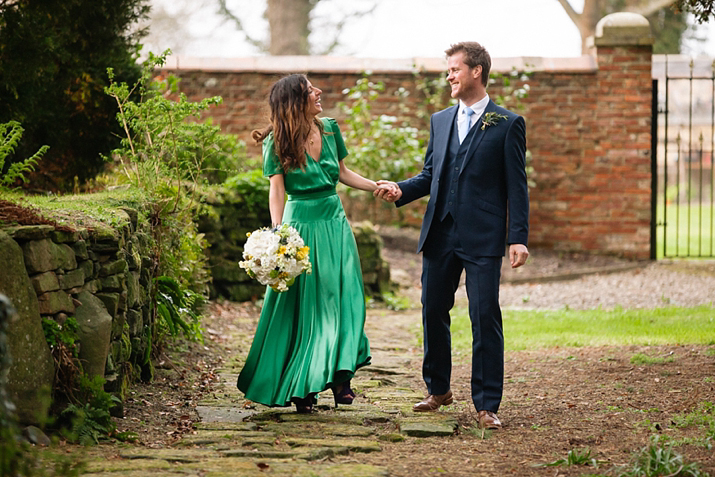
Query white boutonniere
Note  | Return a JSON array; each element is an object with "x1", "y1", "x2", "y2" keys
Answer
[{"x1": 481, "y1": 112, "x2": 508, "y2": 130}]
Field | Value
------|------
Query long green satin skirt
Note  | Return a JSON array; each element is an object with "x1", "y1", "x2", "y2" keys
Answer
[{"x1": 236, "y1": 190, "x2": 371, "y2": 407}]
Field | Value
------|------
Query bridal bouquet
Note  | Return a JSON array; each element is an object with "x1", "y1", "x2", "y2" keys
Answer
[{"x1": 239, "y1": 224, "x2": 312, "y2": 292}]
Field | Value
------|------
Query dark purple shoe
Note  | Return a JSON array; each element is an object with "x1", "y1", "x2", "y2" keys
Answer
[
  {"x1": 332, "y1": 380, "x2": 356, "y2": 406},
  {"x1": 291, "y1": 393, "x2": 316, "y2": 414}
]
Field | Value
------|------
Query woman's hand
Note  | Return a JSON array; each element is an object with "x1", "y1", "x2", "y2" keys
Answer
[{"x1": 374, "y1": 180, "x2": 402, "y2": 203}]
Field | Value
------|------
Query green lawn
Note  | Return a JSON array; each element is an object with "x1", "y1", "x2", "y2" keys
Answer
[
  {"x1": 657, "y1": 203, "x2": 714, "y2": 258},
  {"x1": 448, "y1": 306, "x2": 715, "y2": 352}
]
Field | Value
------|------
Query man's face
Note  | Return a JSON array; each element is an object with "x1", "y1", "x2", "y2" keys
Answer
[{"x1": 446, "y1": 51, "x2": 481, "y2": 101}]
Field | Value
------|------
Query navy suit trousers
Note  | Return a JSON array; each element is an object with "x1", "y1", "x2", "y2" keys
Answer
[{"x1": 421, "y1": 215, "x2": 504, "y2": 412}]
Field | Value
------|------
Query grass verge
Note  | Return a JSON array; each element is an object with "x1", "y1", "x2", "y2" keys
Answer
[{"x1": 447, "y1": 306, "x2": 715, "y2": 352}]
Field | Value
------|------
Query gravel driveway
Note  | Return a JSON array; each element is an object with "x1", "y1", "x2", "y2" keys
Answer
[
  {"x1": 499, "y1": 261, "x2": 715, "y2": 310},
  {"x1": 381, "y1": 231, "x2": 715, "y2": 310}
]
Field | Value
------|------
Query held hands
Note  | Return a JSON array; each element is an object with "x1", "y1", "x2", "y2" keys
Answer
[
  {"x1": 509, "y1": 244, "x2": 529, "y2": 269},
  {"x1": 374, "y1": 180, "x2": 402, "y2": 203}
]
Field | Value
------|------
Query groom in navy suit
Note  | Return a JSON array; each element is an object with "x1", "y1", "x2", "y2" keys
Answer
[{"x1": 376, "y1": 42, "x2": 529, "y2": 429}]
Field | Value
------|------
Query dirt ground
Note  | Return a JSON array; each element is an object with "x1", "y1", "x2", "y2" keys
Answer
[
  {"x1": 115, "y1": 306, "x2": 715, "y2": 477},
  {"x1": 108, "y1": 248, "x2": 715, "y2": 477}
]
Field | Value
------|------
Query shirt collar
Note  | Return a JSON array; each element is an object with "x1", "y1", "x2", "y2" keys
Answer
[{"x1": 459, "y1": 94, "x2": 490, "y2": 120}]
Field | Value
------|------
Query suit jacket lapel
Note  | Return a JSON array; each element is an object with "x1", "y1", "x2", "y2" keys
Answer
[
  {"x1": 434, "y1": 105, "x2": 458, "y2": 179},
  {"x1": 459, "y1": 100, "x2": 497, "y2": 175}
]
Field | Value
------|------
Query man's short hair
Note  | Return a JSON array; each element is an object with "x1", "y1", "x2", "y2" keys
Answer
[{"x1": 445, "y1": 42, "x2": 491, "y2": 87}]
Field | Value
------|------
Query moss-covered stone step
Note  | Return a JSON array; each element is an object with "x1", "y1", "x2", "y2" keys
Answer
[
  {"x1": 283, "y1": 437, "x2": 381, "y2": 453},
  {"x1": 182, "y1": 460, "x2": 389, "y2": 477},
  {"x1": 397, "y1": 416, "x2": 459, "y2": 437},
  {"x1": 194, "y1": 421, "x2": 258, "y2": 431},
  {"x1": 174, "y1": 430, "x2": 277, "y2": 446},
  {"x1": 195, "y1": 406, "x2": 255, "y2": 423},
  {"x1": 118, "y1": 448, "x2": 219, "y2": 463},
  {"x1": 220, "y1": 446, "x2": 350, "y2": 460},
  {"x1": 83, "y1": 457, "x2": 173, "y2": 473},
  {"x1": 261, "y1": 421, "x2": 375, "y2": 437}
]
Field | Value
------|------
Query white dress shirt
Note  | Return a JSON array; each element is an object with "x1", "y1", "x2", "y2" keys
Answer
[{"x1": 458, "y1": 94, "x2": 490, "y2": 132}]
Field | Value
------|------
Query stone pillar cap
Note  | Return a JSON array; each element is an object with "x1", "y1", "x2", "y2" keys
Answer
[{"x1": 595, "y1": 12, "x2": 654, "y2": 46}]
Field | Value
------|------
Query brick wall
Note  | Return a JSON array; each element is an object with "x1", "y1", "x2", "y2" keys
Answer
[{"x1": 159, "y1": 14, "x2": 654, "y2": 259}]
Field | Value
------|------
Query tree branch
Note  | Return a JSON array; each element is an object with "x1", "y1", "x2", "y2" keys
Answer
[
  {"x1": 557, "y1": 0, "x2": 582, "y2": 25},
  {"x1": 216, "y1": 0, "x2": 267, "y2": 51},
  {"x1": 315, "y1": 3, "x2": 377, "y2": 55},
  {"x1": 626, "y1": 0, "x2": 676, "y2": 17}
]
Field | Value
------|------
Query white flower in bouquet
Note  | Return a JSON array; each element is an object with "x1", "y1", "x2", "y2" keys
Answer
[{"x1": 239, "y1": 224, "x2": 312, "y2": 292}]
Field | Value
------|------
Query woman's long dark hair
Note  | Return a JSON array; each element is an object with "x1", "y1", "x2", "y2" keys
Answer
[{"x1": 252, "y1": 74, "x2": 323, "y2": 171}]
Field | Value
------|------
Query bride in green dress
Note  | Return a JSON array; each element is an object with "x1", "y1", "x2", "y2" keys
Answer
[{"x1": 236, "y1": 74, "x2": 393, "y2": 413}]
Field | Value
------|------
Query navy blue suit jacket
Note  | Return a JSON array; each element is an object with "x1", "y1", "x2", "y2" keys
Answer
[{"x1": 396, "y1": 100, "x2": 529, "y2": 257}]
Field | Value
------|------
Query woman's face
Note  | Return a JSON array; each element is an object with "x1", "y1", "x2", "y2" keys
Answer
[{"x1": 305, "y1": 80, "x2": 323, "y2": 118}]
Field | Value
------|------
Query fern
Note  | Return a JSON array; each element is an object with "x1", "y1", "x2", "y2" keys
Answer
[
  {"x1": 61, "y1": 402, "x2": 113, "y2": 445},
  {"x1": 0, "y1": 121, "x2": 48, "y2": 187},
  {"x1": 154, "y1": 275, "x2": 204, "y2": 343}
]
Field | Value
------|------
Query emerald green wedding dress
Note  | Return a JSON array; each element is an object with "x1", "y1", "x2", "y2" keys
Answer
[{"x1": 236, "y1": 118, "x2": 371, "y2": 407}]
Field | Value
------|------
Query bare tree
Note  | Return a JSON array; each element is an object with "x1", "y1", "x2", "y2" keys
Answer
[
  {"x1": 138, "y1": 0, "x2": 206, "y2": 56},
  {"x1": 217, "y1": 0, "x2": 375, "y2": 55},
  {"x1": 558, "y1": 0, "x2": 679, "y2": 53}
]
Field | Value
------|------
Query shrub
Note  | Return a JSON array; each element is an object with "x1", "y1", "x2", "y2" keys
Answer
[{"x1": 0, "y1": 0, "x2": 148, "y2": 191}]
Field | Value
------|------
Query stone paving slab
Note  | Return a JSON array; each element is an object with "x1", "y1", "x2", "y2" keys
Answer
[
  {"x1": 84, "y1": 458, "x2": 173, "y2": 473},
  {"x1": 118, "y1": 448, "x2": 220, "y2": 462},
  {"x1": 85, "y1": 472, "x2": 191, "y2": 477},
  {"x1": 195, "y1": 406, "x2": 254, "y2": 423},
  {"x1": 397, "y1": 415, "x2": 459, "y2": 437},
  {"x1": 183, "y1": 460, "x2": 389, "y2": 477},
  {"x1": 283, "y1": 437, "x2": 381, "y2": 452},
  {"x1": 174, "y1": 430, "x2": 278, "y2": 447},
  {"x1": 194, "y1": 421, "x2": 258, "y2": 431},
  {"x1": 260, "y1": 421, "x2": 375, "y2": 437}
]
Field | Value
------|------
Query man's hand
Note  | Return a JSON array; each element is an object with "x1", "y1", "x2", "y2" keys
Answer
[
  {"x1": 509, "y1": 244, "x2": 529, "y2": 269},
  {"x1": 374, "y1": 180, "x2": 402, "y2": 203}
]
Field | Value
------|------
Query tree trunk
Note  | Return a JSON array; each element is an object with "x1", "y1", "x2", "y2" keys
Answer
[
  {"x1": 580, "y1": 0, "x2": 603, "y2": 53},
  {"x1": 559, "y1": 0, "x2": 678, "y2": 54},
  {"x1": 267, "y1": 0, "x2": 311, "y2": 55}
]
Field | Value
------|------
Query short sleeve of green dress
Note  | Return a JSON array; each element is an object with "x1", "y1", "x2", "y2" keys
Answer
[
  {"x1": 237, "y1": 117, "x2": 371, "y2": 407},
  {"x1": 261, "y1": 118, "x2": 347, "y2": 197}
]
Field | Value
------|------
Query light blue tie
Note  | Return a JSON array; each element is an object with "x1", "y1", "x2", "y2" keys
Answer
[{"x1": 458, "y1": 107, "x2": 474, "y2": 143}]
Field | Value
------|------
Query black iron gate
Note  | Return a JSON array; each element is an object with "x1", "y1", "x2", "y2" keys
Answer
[{"x1": 652, "y1": 56, "x2": 715, "y2": 259}]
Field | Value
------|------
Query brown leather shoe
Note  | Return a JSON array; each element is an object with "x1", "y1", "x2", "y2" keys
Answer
[
  {"x1": 477, "y1": 410, "x2": 502, "y2": 429},
  {"x1": 413, "y1": 390, "x2": 454, "y2": 412}
]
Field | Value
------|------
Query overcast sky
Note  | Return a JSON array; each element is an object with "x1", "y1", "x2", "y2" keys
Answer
[{"x1": 148, "y1": 0, "x2": 714, "y2": 59}]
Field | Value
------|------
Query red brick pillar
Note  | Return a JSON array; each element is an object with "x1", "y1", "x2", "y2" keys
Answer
[{"x1": 588, "y1": 13, "x2": 654, "y2": 258}]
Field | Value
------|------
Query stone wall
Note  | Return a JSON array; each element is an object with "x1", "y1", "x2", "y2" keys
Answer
[
  {"x1": 0, "y1": 211, "x2": 152, "y2": 422},
  {"x1": 159, "y1": 13, "x2": 655, "y2": 259}
]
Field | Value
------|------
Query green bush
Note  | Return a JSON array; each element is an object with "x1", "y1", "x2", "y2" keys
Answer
[
  {"x1": 224, "y1": 169, "x2": 270, "y2": 211},
  {"x1": 0, "y1": 0, "x2": 148, "y2": 191}
]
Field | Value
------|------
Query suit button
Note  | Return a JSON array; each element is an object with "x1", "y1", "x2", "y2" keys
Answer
[
  {"x1": 450, "y1": 190, "x2": 454, "y2": 193},
  {"x1": 454, "y1": 167, "x2": 458, "y2": 171}
]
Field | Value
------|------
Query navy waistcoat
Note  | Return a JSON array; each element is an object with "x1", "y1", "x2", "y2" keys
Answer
[{"x1": 435, "y1": 113, "x2": 479, "y2": 221}]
